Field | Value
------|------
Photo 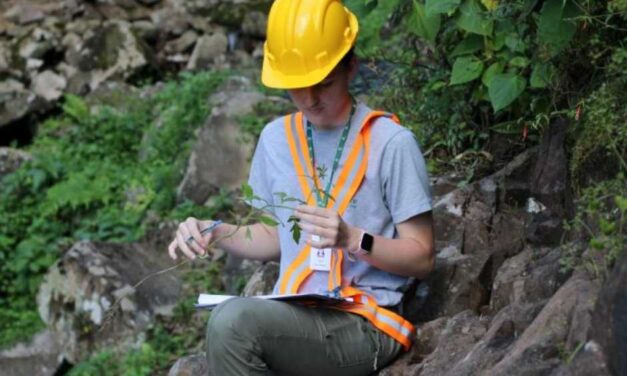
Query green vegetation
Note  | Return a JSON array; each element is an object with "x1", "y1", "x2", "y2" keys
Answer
[
  {"x1": 0, "y1": 0, "x2": 624, "y2": 374},
  {"x1": 0, "y1": 71, "x2": 227, "y2": 348}
]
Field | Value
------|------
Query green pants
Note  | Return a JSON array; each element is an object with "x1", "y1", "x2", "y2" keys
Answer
[{"x1": 205, "y1": 297, "x2": 402, "y2": 375}]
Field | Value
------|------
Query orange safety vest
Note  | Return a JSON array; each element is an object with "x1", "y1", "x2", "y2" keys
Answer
[{"x1": 278, "y1": 110, "x2": 415, "y2": 350}]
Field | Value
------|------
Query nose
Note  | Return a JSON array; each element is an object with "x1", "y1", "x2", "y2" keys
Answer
[{"x1": 298, "y1": 87, "x2": 319, "y2": 107}]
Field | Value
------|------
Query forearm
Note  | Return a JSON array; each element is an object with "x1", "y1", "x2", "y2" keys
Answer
[
  {"x1": 350, "y1": 231, "x2": 434, "y2": 278},
  {"x1": 214, "y1": 222, "x2": 280, "y2": 262}
]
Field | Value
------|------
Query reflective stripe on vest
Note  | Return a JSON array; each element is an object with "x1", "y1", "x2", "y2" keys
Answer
[{"x1": 278, "y1": 110, "x2": 415, "y2": 350}]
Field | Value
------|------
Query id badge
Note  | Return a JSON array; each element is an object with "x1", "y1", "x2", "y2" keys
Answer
[{"x1": 309, "y1": 235, "x2": 331, "y2": 271}]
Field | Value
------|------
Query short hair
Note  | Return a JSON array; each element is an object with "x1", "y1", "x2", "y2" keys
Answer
[{"x1": 339, "y1": 48, "x2": 355, "y2": 70}]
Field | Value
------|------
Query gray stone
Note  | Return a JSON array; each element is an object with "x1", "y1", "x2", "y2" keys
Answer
[
  {"x1": 4, "y1": 3, "x2": 45, "y2": 25},
  {"x1": 0, "y1": 330, "x2": 62, "y2": 376},
  {"x1": 176, "y1": 77, "x2": 262, "y2": 204},
  {"x1": 588, "y1": 251, "x2": 627, "y2": 376},
  {"x1": 132, "y1": 20, "x2": 158, "y2": 43},
  {"x1": 242, "y1": 262, "x2": 280, "y2": 297},
  {"x1": 168, "y1": 353, "x2": 208, "y2": 376},
  {"x1": 165, "y1": 30, "x2": 198, "y2": 54},
  {"x1": 75, "y1": 20, "x2": 154, "y2": 90},
  {"x1": 186, "y1": 32, "x2": 228, "y2": 71},
  {"x1": 487, "y1": 272, "x2": 599, "y2": 376},
  {"x1": 151, "y1": 7, "x2": 189, "y2": 36},
  {"x1": 241, "y1": 11, "x2": 267, "y2": 38},
  {"x1": 490, "y1": 246, "x2": 568, "y2": 312},
  {"x1": 37, "y1": 241, "x2": 183, "y2": 363},
  {"x1": 31, "y1": 70, "x2": 67, "y2": 102},
  {"x1": 417, "y1": 150, "x2": 536, "y2": 321},
  {"x1": 0, "y1": 147, "x2": 32, "y2": 178}
]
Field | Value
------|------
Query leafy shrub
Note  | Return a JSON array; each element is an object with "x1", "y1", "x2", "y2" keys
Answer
[{"x1": 0, "y1": 71, "x2": 226, "y2": 348}]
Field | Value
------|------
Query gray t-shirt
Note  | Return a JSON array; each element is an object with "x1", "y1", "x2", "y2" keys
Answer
[{"x1": 248, "y1": 102, "x2": 432, "y2": 306}]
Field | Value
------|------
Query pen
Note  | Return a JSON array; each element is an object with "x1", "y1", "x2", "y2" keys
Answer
[{"x1": 186, "y1": 220, "x2": 223, "y2": 245}]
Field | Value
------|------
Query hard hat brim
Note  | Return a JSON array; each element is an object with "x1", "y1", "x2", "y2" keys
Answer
[{"x1": 261, "y1": 10, "x2": 358, "y2": 90}]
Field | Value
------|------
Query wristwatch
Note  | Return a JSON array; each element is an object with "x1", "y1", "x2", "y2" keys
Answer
[{"x1": 359, "y1": 231, "x2": 374, "y2": 254}]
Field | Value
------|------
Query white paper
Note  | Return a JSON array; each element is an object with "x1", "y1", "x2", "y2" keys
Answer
[{"x1": 195, "y1": 293, "x2": 353, "y2": 309}]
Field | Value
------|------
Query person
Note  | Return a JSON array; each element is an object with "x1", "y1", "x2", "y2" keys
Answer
[{"x1": 167, "y1": 0, "x2": 434, "y2": 374}]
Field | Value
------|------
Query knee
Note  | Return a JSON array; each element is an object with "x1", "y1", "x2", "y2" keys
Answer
[{"x1": 206, "y1": 297, "x2": 258, "y2": 344}]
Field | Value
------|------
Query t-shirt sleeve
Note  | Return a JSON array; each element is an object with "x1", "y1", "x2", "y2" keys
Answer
[
  {"x1": 247, "y1": 130, "x2": 276, "y2": 215},
  {"x1": 380, "y1": 129, "x2": 433, "y2": 224}
]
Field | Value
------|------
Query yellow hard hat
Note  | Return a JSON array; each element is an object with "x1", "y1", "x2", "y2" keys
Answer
[{"x1": 261, "y1": 0, "x2": 359, "y2": 89}]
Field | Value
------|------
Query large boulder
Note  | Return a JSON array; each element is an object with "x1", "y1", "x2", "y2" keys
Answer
[
  {"x1": 37, "y1": 241, "x2": 182, "y2": 363},
  {"x1": 176, "y1": 76, "x2": 263, "y2": 204},
  {"x1": 417, "y1": 147, "x2": 537, "y2": 321},
  {"x1": 73, "y1": 20, "x2": 156, "y2": 90}
]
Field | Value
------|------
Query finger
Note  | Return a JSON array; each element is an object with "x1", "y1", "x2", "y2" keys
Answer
[
  {"x1": 299, "y1": 222, "x2": 334, "y2": 239},
  {"x1": 179, "y1": 224, "x2": 206, "y2": 256},
  {"x1": 176, "y1": 231, "x2": 198, "y2": 260},
  {"x1": 294, "y1": 211, "x2": 334, "y2": 228},
  {"x1": 168, "y1": 239, "x2": 178, "y2": 260},
  {"x1": 186, "y1": 218, "x2": 206, "y2": 248},
  {"x1": 296, "y1": 205, "x2": 330, "y2": 217}
]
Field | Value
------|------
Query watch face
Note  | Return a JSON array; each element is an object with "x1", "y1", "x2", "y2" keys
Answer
[{"x1": 360, "y1": 232, "x2": 374, "y2": 253}]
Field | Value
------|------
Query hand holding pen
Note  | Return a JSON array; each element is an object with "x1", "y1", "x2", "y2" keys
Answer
[{"x1": 168, "y1": 218, "x2": 223, "y2": 261}]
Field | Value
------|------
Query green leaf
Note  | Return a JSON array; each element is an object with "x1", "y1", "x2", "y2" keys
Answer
[
  {"x1": 450, "y1": 34, "x2": 484, "y2": 57},
  {"x1": 481, "y1": 62, "x2": 504, "y2": 86},
  {"x1": 241, "y1": 183, "x2": 253, "y2": 201},
  {"x1": 450, "y1": 56, "x2": 485, "y2": 85},
  {"x1": 509, "y1": 56, "x2": 530, "y2": 68},
  {"x1": 259, "y1": 215, "x2": 279, "y2": 227},
  {"x1": 616, "y1": 195, "x2": 627, "y2": 212},
  {"x1": 505, "y1": 33, "x2": 526, "y2": 52},
  {"x1": 411, "y1": 0, "x2": 441, "y2": 44},
  {"x1": 537, "y1": 0, "x2": 579, "y2": 56},
  {"x1": 425, "y1": 0, "x2": 461, "y2": 16},
  {"x1": 288, "y1": 215, "x2": 301, "y2": 244},
  {"x1": 456, "y1": 0, "x2": 494, "y2": 36},
  {"x1": 62, "y1": 94, "x2": 90, "y2": 123},
  {"x1": 488, "y1": 73, "x2": 527, "y2": 112},
  {"x1": 530, "y1": 63, "x2": 556, "y2": 88}
]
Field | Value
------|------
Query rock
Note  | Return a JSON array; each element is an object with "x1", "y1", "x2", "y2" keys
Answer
[
  {"x1": 165, "y1": 30, "x2": 198, "y2": 54},
  {"x1": 417, "y1": 148, "x2": 537, "y2": 321},
  {"x1": 168, "y1": 353, "x2": 207, "y2": 376},
  {"x1": 75, "y1": 20, "x2": 155, "y2": 90},
  {"x1": 37, "y1": 241, "x2": 183, "y2": 363},
  {"x1": 379, "y1": 317, "x2": 448, "y2": 375},
  {"x1": 0, "y1": 330, "x2": 62, "y2": 376},
  {"x1": 413, "y1": 310, "x2": 489, "y2": 376},
  {"x1": 17, "y1": 27, "x2": 59, "y2": 61},
  {"x1": 183, "y1": 0, "x2": 273, "y2": 28},
  {"x1": 186, "y1": 32, "x2": 228, "y2": 71},
  {"x1": 31, "y1": 70, "x2": 67, "y2": 102},
  {"x1": 151, "y1": 7, "x2": 189, "y2": 36},
  {"x1": 487, "y1": 271, "x2": 599, "y2": 376},
  {"x1": 176, "y1": 76, "x2": 262, "y2": 204},
  {"x1": 241, "y1": 11, "x2": 267, "y2": 38},
  {"x1": 526, "y1": 118, "x2": 572, "y2": 246},
  {"x1": 241, "y1": 262, "x2": 280, "y2": 297},
  {"x1": 222, "y1": 256, "x2": 262, "y2": 295},
  {"x1": 550, "y1": 340, "x2": 612, "y2": 376},
  {"x1": 440, "y1": 301, "x2": 546, "y2": 376},
  {"x1": 490, "y1": 246, "x2": 568, "y2": 313},
  {"x1": 4, "y1": 3, "x2": 45, "y2": 25},
  {"x1": 0, "y1": 147, "x2": 32, "y2": 178},
  {"x1": 132, "y1": 20, "x2": 158, "y2": 44},
  {"x1": 530, "y1": 117, "x2": 572, "y2": 218},
  {"x1": 588, "y1": 251, "x2": 627, "y2": 376}
]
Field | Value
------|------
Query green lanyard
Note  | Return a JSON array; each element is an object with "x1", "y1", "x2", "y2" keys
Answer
[{"x1": 305, "y1": 102, "x2": 356, "y2": 208}]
